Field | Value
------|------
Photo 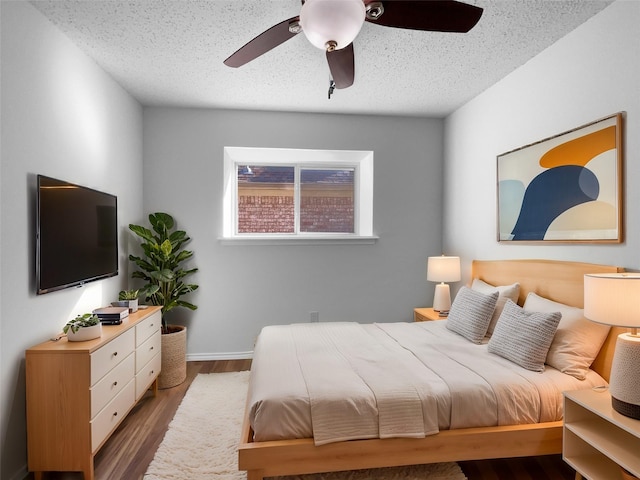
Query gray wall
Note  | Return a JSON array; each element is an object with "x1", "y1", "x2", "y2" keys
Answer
[
  {"x1": 142, "y1": 108, "x2": 445, "y2": 358},
  {"x1": 444, "y1": 0, "x2": 640, "y2": 284},
  {"x1": 0, "y1": 2, "x2": 144, "y2": 479}
]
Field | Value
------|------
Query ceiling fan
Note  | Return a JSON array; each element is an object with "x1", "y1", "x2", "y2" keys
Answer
[{"x1": 224, "y1": 0, "x2": 483, "y2": 94}]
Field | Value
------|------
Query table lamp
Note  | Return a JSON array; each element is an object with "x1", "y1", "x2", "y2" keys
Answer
[
  {"x1": 427, "y1": 255, "x2": 461, "y2": 314},
  {"x1": 584, "y1": 273, "x2": 640, "y2": 420}
]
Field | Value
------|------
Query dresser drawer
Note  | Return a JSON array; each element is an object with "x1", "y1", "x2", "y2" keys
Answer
[
  {"x1": 90, "y1": 329, "x2": 135, "y2": 385},
  {"x1": 136, "y1": 310, "x2": 161, "y2": 346},
  {"x1": 91, "y1": 353, "x2": 135, "y2": 418},
  {"x1": 91, "y1": 378, "x2": 135, "y2": 452},
  {"x1": 136, "y1": 330, "x2": 160, "y2": 374},
  {"x1": 136, "y1": 352, "x2": 161, "y2": 400}
]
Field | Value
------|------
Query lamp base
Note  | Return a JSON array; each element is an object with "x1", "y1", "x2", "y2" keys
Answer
[
  {"x1": 609, "y1": 333, "x2": 640, "y2": 420},
  {"x1": 612, "y1": 396, "x2": 640, "y2": 420},
  {"x1": 433, "y1": 283, "x2": 451, "y2": 312}
]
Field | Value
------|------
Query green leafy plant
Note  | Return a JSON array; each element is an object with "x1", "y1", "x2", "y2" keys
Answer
[
  {"x1": 63, "y1": 313, "x2": 100, "y2": 334},
  {"x1": 128, "y1": 212, "x2": 199, "y2": 333},
  {"x1": 118, "y1": 289, "x2": 139, "y2": 301}
]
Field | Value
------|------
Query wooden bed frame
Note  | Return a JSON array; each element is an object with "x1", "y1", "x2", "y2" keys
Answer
[{"x1": 238, "y1": 259, "x2": 624, "y2": 480}]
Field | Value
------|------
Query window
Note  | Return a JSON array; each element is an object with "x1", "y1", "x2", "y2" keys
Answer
[{"x1": 223, "y1": 147, "x2": 375, "y2": 243}]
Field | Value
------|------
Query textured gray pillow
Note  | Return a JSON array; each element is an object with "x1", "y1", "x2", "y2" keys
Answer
[
  {"x1": 446, "y1": 286, "x2": 499, "y2": 343},
  {"x1": 488, "y1": 299, "x2": 561, "y2": 372},
  {"x1": 471, "y1": 279, "x2": 520, "y2": 336}
]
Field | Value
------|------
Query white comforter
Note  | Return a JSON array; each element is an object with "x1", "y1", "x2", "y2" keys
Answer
[{"x1": 248, "y1": 321, "x2": 605, "y2": 445}]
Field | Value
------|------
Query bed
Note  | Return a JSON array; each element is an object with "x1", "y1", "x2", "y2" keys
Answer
[{"x1": 238, "y1": 259, "x2": 624, "y2": 480}]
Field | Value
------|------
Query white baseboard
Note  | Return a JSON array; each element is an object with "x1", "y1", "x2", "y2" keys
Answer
[{"x1": 187, "y1": 351, "x2": 253, "y2": 361}]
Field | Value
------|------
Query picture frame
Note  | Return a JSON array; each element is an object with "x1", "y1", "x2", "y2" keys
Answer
[{"x1": 497, "y1": 113, "x2": 623, "y2": 243}]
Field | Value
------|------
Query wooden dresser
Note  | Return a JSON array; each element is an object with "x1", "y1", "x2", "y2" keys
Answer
[{"x1": 26, "y1": 306, "x2": 162, "y2": 480}]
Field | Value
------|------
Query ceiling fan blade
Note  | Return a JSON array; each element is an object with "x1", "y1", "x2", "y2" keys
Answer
[
  {"x1": 366, "y1": 0, "x2": 483, "y2": 33},
  {"x1": 224, "y1": 16, "x2": 301, "y2": 68},
  {"x1": 326, "y1": 43, "x2": 355, "y2": 89}
]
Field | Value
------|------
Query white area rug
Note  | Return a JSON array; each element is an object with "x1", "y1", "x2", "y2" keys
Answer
[{"x1": 144, "y1": 371, "x2": 467, "y2": 480}]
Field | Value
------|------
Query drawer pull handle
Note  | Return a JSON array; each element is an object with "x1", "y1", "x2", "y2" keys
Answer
[
  {"x1": 113, "y1": 351, "x2": 118, "y2": 357},
  {"x1": 113, "y1": 411, "x2": 118, "y2": 417},
  {"x1": 150, "y1": 346, "x2": 154, "y2": 351},
  {"x1": 151, "y1": 370, "x2": 155, "y2": 375},
  {"x1": 150, "y1": 323, "x2": 154, "y2": 327},
  {"x1": 113, "y1": 381, "x2": 118, "y2": 387}
]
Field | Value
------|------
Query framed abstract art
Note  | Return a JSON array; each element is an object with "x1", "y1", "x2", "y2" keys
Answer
[{"x1": 497, "y1": 113, "x2": 623, "y2": 243}]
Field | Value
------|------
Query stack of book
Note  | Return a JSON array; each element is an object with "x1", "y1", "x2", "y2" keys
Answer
[{"x1": 92, "y1": 306, "x2": 129, "y2": 325}]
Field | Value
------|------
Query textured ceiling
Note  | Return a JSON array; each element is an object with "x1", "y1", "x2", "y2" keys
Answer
[{"x1": 29, "y1": 0, "x2": 614, "y2": 117}]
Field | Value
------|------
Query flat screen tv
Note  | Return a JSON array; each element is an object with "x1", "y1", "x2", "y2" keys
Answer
[{"x1": 36, "y1": 175, "x2": 118, "y2": 294}]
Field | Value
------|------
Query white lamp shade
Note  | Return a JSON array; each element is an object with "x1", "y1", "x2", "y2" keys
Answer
[
  {"x1": 300, "y1": 0, "x2": 365, "y2": 50},
  {"x1": 584, "y1": 273, "x2": 640, "y2": 327},
  {"x1": 427, "y1": 256, "x2": 461, "y2": 283}
]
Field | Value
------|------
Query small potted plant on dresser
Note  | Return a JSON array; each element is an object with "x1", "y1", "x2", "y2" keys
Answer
[
  {"x1": 128, "y1": 212, "x2": 198, "y2": 389},
  {"x1": 112, "y1": 289, "x2": 139, "y2": 312},
  {"x1": 63, "y1": 313, "x2": 102, "y2": 342}
]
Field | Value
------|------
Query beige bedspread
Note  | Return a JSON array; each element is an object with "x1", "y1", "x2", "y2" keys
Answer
[{"x1": 248, "y1": 321, "x2": 605, "y2": 445}]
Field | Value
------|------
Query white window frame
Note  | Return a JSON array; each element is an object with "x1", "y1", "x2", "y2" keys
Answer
[{"x1": 222, "y1": 146, "x2": 376, "y2": 245}]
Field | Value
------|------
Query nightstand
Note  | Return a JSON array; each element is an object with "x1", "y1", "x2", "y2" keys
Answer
[
  {"x1": 413, "y1": 307, "x2": 445, "y2": 322},
  {"x1": 564, "y1": 389, "x2": 640, "y2": 480}
]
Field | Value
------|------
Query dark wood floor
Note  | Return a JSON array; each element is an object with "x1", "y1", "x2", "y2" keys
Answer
[{"x1": 29, "y1": 360, "x2": 578, "y2": 480}]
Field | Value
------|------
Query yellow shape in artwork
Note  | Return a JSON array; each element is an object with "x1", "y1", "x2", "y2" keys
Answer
[{"x1": 540, "y1": 126, "x2": 616, "y2": 168}]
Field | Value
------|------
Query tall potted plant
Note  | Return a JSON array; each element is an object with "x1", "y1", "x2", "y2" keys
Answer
[{"x1": 128, "y1": 212, "x2": 198, "y2": 389}]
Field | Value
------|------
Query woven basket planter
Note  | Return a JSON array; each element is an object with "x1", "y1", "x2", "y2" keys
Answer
[{"x1": 158, "y1": 325, "x2": 187, "y2": 389}]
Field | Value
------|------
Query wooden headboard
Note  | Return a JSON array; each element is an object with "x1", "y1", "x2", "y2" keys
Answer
[{"x1": 471, "y1": 259, "x2": 624, "y2": 382}]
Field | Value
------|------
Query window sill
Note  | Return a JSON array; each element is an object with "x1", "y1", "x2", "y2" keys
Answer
[{"x1": 219, "y1": 235, "x2": 379, "y2": 246}]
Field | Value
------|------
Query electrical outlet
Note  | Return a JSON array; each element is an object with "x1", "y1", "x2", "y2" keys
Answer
[{"x1": 310, "y1": 311, "x2": 319, "y2": 323}]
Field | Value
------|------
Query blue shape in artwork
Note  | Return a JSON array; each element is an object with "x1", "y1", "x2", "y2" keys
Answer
[
  {"x1": 511, "y1": 165, "x2": 599, "y2": 240},
  {"x1": 499, "y1": 180, "x2": 526, "y2": 239}
]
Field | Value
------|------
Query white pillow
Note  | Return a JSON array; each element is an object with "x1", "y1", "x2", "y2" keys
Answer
[
  {"x1": 523, "y1": 292, "x2": 611, "y2": 380},
  {"x1": 488, "y1": 299, "x2": 561, "y2": 372},
  {"x1": 446, "y1": 286, "x2": 499, "y2": 344},
  {"x1": 471, "y1": 278, "x2": 520, "y2": 336}
]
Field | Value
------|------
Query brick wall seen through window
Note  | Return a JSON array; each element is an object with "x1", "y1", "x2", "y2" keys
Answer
[{"x1": 237, "y1": 166, "x2": 354, "y2": 234}]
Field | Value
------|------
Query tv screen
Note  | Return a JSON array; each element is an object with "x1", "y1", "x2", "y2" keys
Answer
[{"x1": 36, "y1": 175, "x2": 118, "y2": 294}]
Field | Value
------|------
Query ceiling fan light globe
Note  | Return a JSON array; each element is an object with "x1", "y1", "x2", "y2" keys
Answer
[{"x1": 300, "y1": 0, "x2": 365, "y2": 50}]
